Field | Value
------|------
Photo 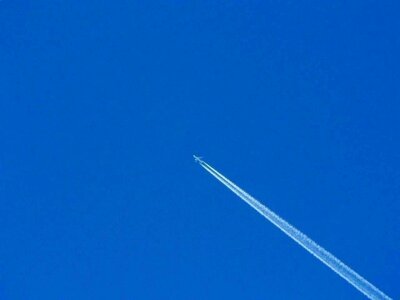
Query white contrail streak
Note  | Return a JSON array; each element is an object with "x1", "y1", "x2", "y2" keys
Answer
[{"x1": 195, "y1": 156, "x2": 391, "y2": 300}]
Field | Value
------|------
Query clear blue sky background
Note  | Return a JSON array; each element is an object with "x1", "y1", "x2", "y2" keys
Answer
[{"x1": 1, "y1": 1, "x2": 399, "y2": 299}]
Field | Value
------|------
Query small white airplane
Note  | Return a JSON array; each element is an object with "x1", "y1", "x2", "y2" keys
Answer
[{"x1": 193, "y1": 155, "x2": 203, "y2": 163}]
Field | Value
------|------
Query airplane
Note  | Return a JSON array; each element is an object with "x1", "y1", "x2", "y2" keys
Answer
[{"x1": 193, "y1": 155, "x2": 203, "y2": 163}]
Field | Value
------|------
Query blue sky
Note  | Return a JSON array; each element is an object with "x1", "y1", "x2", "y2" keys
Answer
[{"x1": 1, "y1": 1, "x2": 399, "y2": 299}]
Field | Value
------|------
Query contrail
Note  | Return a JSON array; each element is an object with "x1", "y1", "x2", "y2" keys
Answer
[{"x1": 194, "y1": 156, "x2": 391, "y2": 300}]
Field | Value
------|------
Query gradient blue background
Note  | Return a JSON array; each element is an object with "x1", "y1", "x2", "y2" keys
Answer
[{"x1": 1, "y1": 1, "x2": 399, "y2": 299}]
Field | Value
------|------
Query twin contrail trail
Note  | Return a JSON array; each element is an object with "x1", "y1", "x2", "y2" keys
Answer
[{"x1": 194, "y1": 156, "x2": 391, "y2": 300}]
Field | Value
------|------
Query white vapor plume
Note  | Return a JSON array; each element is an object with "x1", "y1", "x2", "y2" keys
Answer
[{"x1": 195, "y1": 156, "x2": 391, "y2": 300}]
